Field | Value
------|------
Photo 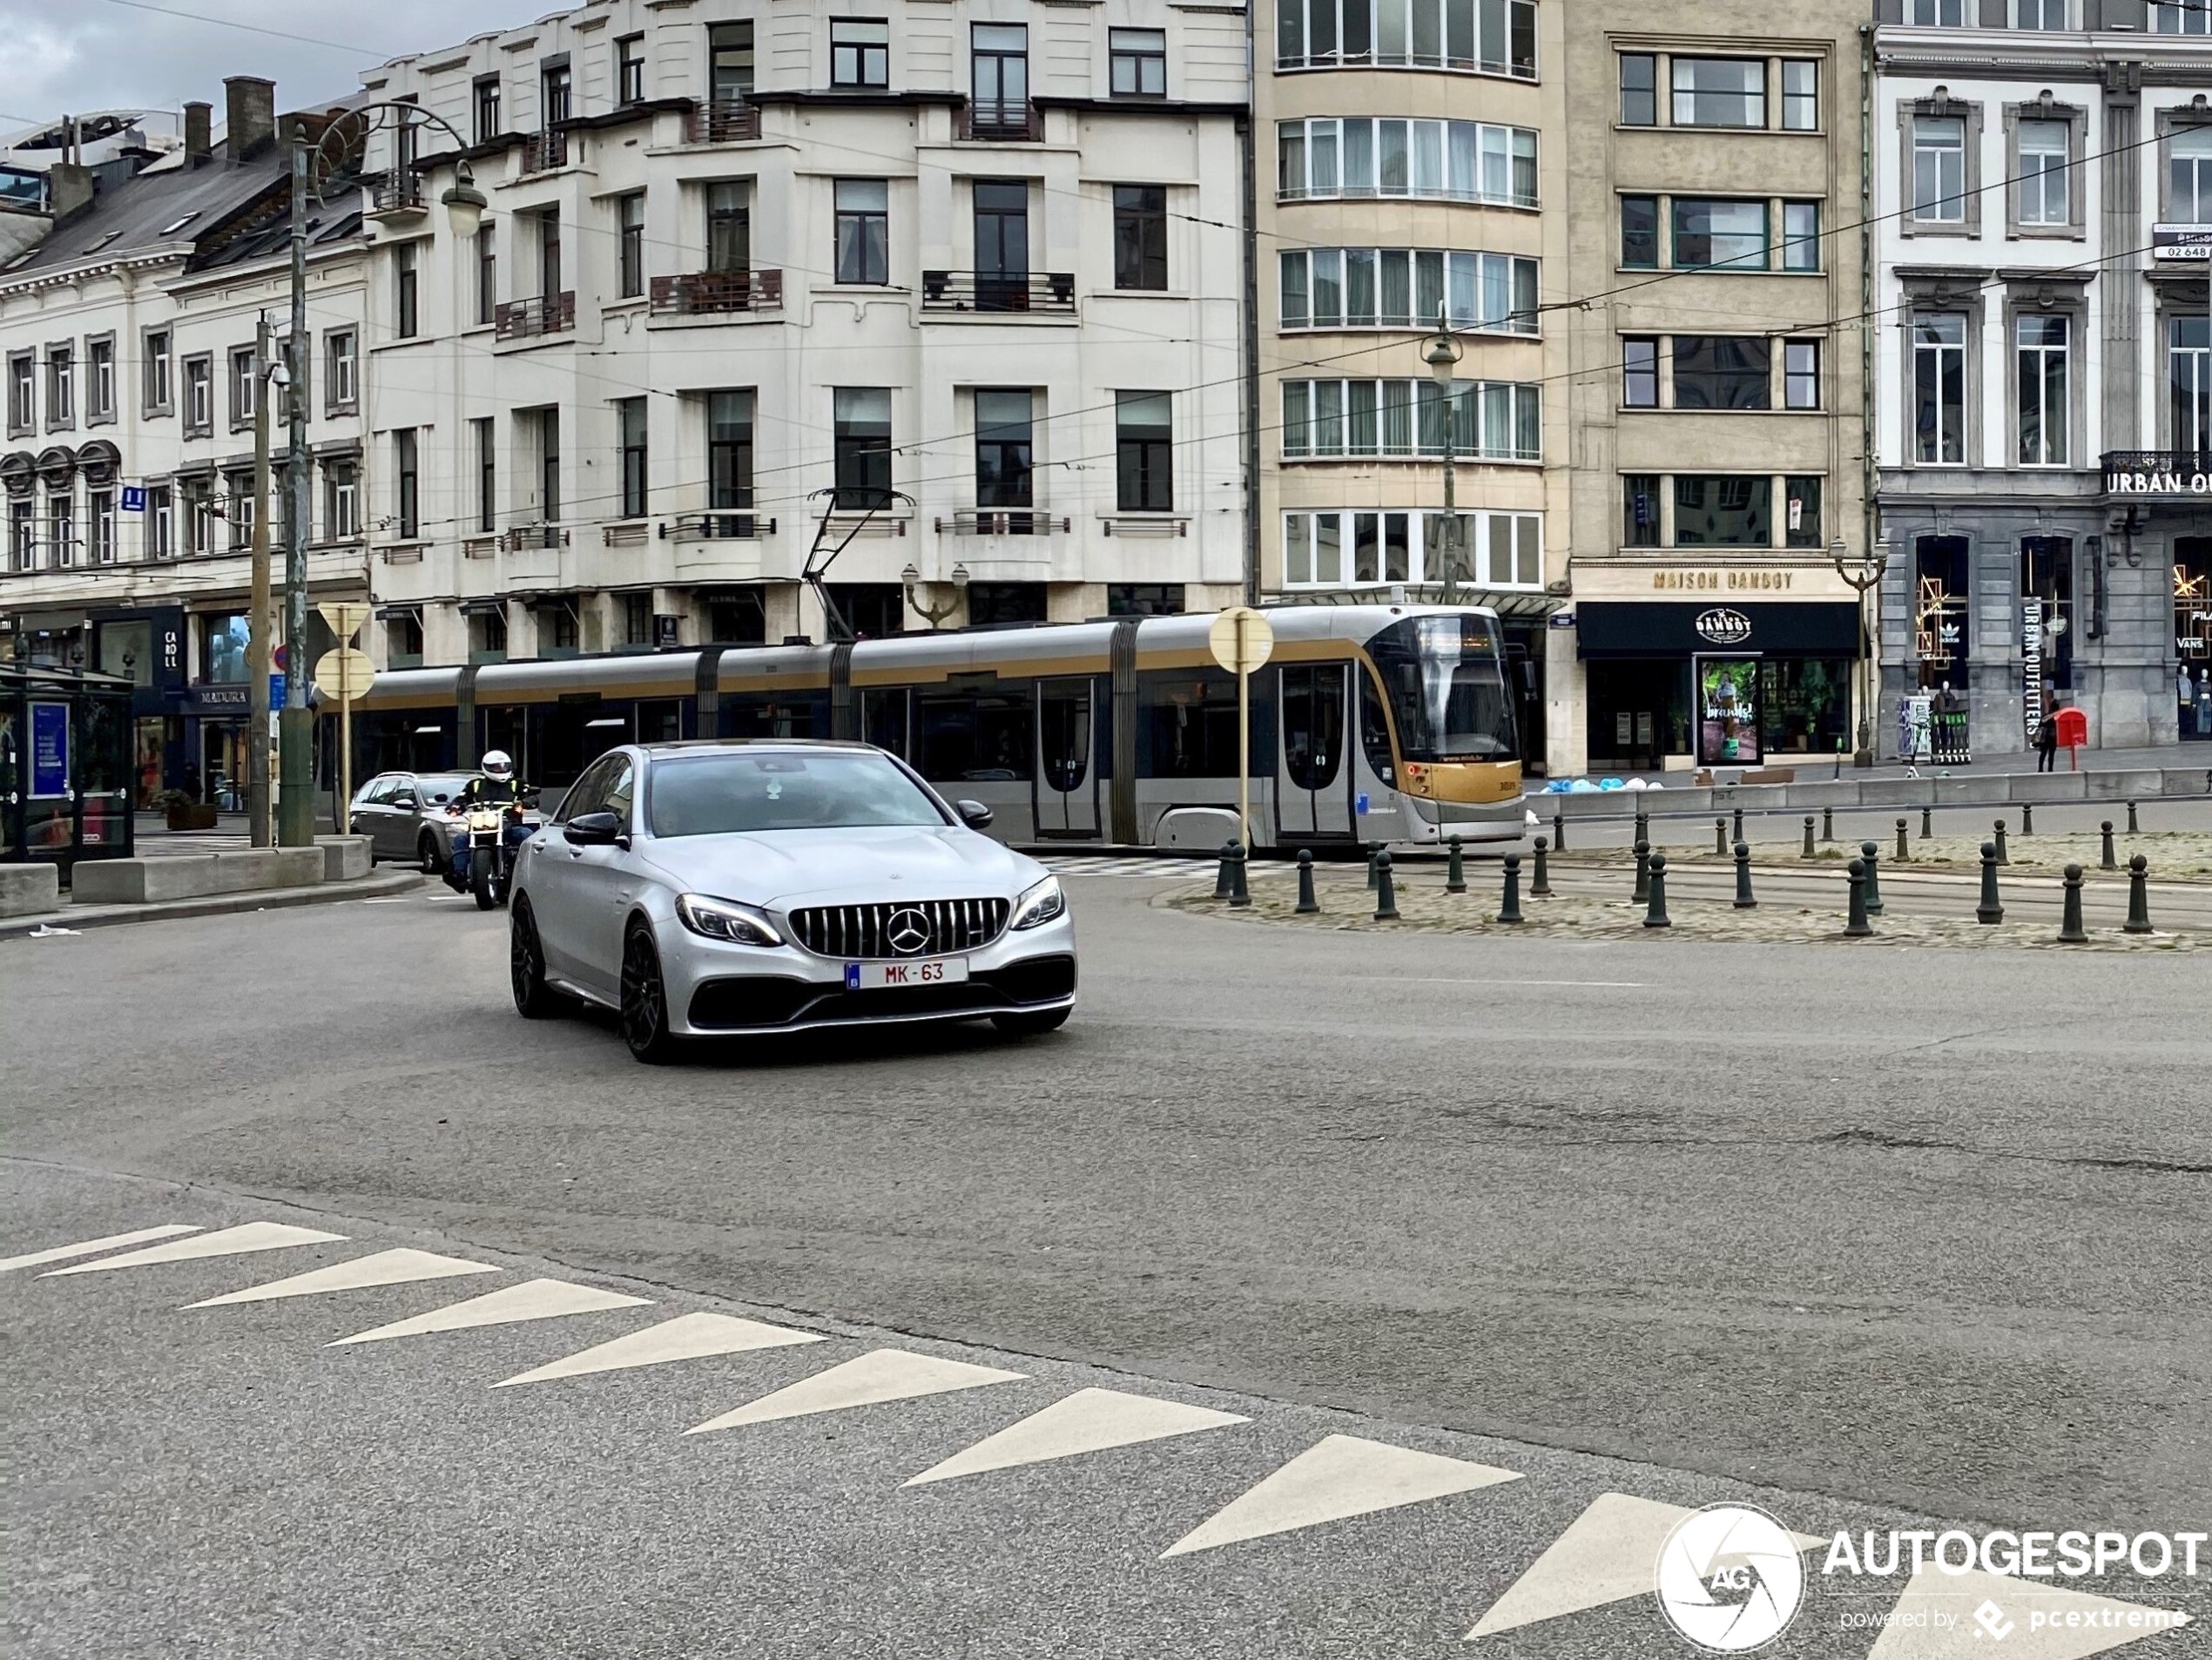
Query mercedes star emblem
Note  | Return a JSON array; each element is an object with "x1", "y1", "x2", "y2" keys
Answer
[{"x1": 885, "y1": 908, "x2": 932, "y2": 955}]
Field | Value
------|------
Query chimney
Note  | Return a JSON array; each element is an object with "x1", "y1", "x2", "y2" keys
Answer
[
  {"x1": 46, "y1": 163, "x2": 97, "y2": 221},
  {"x1": 223, "y1": 76, "x2": 276, "y2": 159},
  {"x1": 184, "y1": 101, "x2": 212, "y2": 164}
]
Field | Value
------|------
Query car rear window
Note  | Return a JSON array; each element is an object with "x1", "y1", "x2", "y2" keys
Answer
[{"x1": 648, "y1": 752, "x2": 948, "y2": 838}]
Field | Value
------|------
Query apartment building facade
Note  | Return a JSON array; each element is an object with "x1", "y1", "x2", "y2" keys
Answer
[
  {"x1": 1872, "y1": 0, "x2": 2212, "y2": 757},
  {"x1": 1557, "y1": 1, "x2": 1871, "y2": 779},
  {"x1": 354, "y1": 0, "x2": 1248, "y2": 676}
]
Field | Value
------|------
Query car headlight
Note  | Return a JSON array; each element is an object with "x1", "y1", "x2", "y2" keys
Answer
[
  {"x1": 675, "y1": 894, "x2": 785, "y2": 947},
  {"x1": 1008, "y1": 874, "x2": 1066, "y2": 931}
]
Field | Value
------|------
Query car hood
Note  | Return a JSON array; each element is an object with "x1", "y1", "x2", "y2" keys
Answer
[{"x1": 635, "y1": 825, "x2": 1045, "y2": 908}]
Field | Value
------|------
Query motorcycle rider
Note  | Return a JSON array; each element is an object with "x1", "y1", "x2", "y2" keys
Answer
[{"x1": 448, "y1": 750, "x2": 536, "y2": 887}]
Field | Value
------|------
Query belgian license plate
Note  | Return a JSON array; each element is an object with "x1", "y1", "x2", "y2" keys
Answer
[{"x1": 846, "y1": 958, "x2": 968, "y2": 989}]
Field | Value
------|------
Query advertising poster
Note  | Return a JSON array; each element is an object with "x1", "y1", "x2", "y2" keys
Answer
[
  {"x1": 1695, "y1": 655, "x2": 1761, "y2": 766},
  {"x1": 1900, "y1": 695, "x2": 1933, "y2": 763},
  {"x1": 30, "y1": 701, "x2": 70, "y2": 799}
]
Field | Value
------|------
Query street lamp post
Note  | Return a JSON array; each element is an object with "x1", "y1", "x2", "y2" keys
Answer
[
  {"x1": 901, "y1": 562, "x2": 968, "y2": 631},
  {"x1": 1832, "y1": 536, "x2": 1890, "y2": 770},
  {"x1": 278, "y1": 106, "x2": 485, "y2": 846},
  {"x1": 1424, "y1": 310, "x2": 1464, "y2": 608}
]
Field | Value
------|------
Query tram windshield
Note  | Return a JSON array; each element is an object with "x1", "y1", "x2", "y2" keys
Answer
[{"x1": 1368, "y1": 614, "x2": 1518, "y2": 763}]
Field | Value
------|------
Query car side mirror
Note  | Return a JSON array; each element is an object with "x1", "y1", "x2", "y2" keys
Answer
[
  {"x1": 428, "y1": 792, "x2": 449, "y2": 805},
  {"x1": 564, "y1": 810, "x2": 624, "y2": 847},
  {"x1": 955, "y1": 800, "x2": 994, "y2": 830},
  {"x1": 392, "y1": 792, "x2": 417, "y2": 809}
]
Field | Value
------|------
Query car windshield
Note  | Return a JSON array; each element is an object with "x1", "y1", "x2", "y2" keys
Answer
[
  {"x1": 647, "y1": 751, "x2": 948, "y2": 837},
  {"x1": 415, "y1": 774, "x2": 473, "y2": 803}
]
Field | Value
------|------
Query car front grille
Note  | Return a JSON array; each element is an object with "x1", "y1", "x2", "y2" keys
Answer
[{"x1": 787, "y1": 897, "x2": 1011, "y2": 960}]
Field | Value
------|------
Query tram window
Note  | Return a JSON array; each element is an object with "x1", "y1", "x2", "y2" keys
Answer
[
  {"x1": 1137, "y1": 670, "x2": 1241, "y2": 778},
  {"x1": 726, "y1": 693, "x2": 828, "y2": 739},
  {"x1": 1359, "y1": 667, "x2": 1396, "y2": 786},
  {"x1": 638, "y1": 700, "x2": 682, "y2": 744},
  {"x1": 917, "y1": 692, "x2": 1033, "y2": 781},
  {"x1": 860, "y1": 687, "x2": 909, "y2": 757}
]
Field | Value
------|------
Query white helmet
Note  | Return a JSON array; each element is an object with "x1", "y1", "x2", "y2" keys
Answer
[{"x1": 481, "y1": 749, "x2": 514, "y2": 780}]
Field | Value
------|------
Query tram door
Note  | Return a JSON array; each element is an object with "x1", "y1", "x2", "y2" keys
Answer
[
  {"x1": 1278, "y1": 663, "x2": 1351, "y2": 839},
  {"x1": 1035, "y1": 677, "x2": 1099, "y2": 836}
]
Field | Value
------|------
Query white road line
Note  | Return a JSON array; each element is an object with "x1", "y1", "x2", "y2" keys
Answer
[
  {"x1": 685, "y1": 1348, "x2": 1025, "y2": 1435},
  {"x1": 1163, "y1": 1434, "x2": 1520, "y2": 1559},
  {"x1": 40, "y1": 1222, "x2": 347, "y2": 1278},
  {"x1": 905, "y1": 1387, "x2": 1248, "y2": 1488},
  {"x1": 493, "y1": 1311, "x2": 826, "y2": 1387},
  {"x1": 1865, "y1": 1568, "x2": 2191, "y2": 1658},
  {"x1": 329, "y1": 1278, "x2": 648, "y2": 1346},
  {"x1": 185, "y1": 1248, "x2": 500, "y2": 1308},
  {"x1": 1400, "y1": 978, "x2": 1650, "y2": 989},
  {"x1": 0, "y1": 1224, "x2": 201, "y2": 1274}
]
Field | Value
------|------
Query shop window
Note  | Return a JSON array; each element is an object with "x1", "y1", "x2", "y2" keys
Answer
[{"x1": 1914, "y1": 535, "x2": 1970, "y2": 686}]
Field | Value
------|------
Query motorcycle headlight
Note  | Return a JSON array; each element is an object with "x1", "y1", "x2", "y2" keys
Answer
[
  {"x1": 676, "y1": 894, "x2": 784, "y2": 947},
  {"x1": 1008, "y1": 874, "x2": 1066, "y2": 931}
]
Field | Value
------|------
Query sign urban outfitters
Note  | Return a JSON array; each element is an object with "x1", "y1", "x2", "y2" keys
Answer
[{"x1": 2105, "y1": 468, "x2": 2212, "y2": 495}]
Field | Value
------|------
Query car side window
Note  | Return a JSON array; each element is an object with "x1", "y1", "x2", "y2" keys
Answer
[
  {"x1": 603, "y1": 760, "x2": 636, "y2": 828},
  {"x1": 388, "y1": 775, "x2": 416, "y2": 806},
  {"x1": 360, "y1": 775, "x2": 393, "y2": 806},
  {"x1": 556, "y1": 758, "x2": 615, "y2": 825}
]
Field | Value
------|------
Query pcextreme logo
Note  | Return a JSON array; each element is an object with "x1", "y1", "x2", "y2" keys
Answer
[{"x1": 1655, "y1": 1505, "x2": 1807, "y2": 1652}]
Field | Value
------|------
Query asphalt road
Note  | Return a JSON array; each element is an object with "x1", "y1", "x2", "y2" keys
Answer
[{"x1": 4, "y1": 876, "x2": 2207, "y2": 1658}]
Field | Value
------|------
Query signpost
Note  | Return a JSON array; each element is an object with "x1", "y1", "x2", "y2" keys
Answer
[
  {"x1": 314, "y1": 617, "x2": 375, "y2": 830},
  {"x1": 1207, "y1": 606, "x2": 1274, "y2": 853}
]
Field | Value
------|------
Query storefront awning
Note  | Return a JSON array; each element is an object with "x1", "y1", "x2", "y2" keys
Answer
[{"x1": 1575, "y1": 601, "x2": 1860, "y2": 658}]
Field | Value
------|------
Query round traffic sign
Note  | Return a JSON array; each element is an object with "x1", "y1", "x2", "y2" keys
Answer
[
  {"x1": 1208, "y1": 606, "x2": 1275, "y2": 675},
  {"x1": 314, "y1": 646, "x2": 376, "y2": 700}
]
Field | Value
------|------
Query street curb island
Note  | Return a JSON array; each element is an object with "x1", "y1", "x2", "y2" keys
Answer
[{"x1": 0, "y1": 869, "x2": 426, "y2": 941}]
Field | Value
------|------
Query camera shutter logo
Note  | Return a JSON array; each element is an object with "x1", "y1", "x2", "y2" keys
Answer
[
  {"x1": 886, "y1": 908, "x2": 933, "y2": 955},
  {"x1": 1654, "y1": 1504, "x2": 1806, "y2": 1652},
  {"x1": 1696, "y1": 608, "x2": 1754, "y2": 647}
]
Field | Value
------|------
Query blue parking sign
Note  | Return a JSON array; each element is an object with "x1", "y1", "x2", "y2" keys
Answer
[{"x1": 120, "y1": 485, "x2": 147, "y2": 512}]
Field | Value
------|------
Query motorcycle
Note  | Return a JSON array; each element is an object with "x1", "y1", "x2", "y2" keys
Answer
[{"x1": 444, "y1": 800, "x2": 538, "y2": 910}]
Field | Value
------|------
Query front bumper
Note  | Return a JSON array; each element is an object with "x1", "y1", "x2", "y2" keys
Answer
[{"x1": 654, "y1": 908, "x2": 1078, "y2": 1036}]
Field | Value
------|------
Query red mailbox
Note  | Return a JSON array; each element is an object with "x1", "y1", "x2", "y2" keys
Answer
[{"x1": 2054, "y1": 705, "x2": 2088, "y2": 767}]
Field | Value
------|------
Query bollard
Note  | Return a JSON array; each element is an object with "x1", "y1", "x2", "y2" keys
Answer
[
  {"x1": 1715, "y1": 816, "x2": 1728, "y2": 857},
  {"x1": 1498, "y1": 854, "x2": 1524, "y2": 924},
  {"x1": 1732, "y1": 806, "x2": 1744, "y2": 845},
  {"x1": 2124, "y1": 854, "x2": 2153, "y2": 935},
  {"x1": 2021, "y1": 802, "x2": 2034, "y2": 837},
  {"x1": 1446, "y1": 833, "x2": 1466, "y2": 894},
  {"x1": 1801, "y1": 815, "x2": 1816, "y2": 859},
  {"x1": 1822, "y1": 805, "x2": 1834, "y2": 842},
  {"x1": 1643, "y1": 852, "x2": 1670, "y2": 928},
  {"x1": 2127, "y1": 800, "x2": 2140, "y2": 834},
  {"x1": 1531, "y1": 834, "x2": 1554, "y2": 898},
  {"x1": 1366, "y1": 842, "x2": 1381, "y2": 891},
  {"x1": 1213, "y1": 840, "x2": 1237, "y2": 901},
  {"x1": 1552, "y1": 809, "x2": 1567, "y2": 853},
  {"x1": 1633, "y1": 840, "x2": 1652, "y2": 905},
  {"x1": 1733, "y1": 840, "x2": 1757, "y2": 909},
  {"x1": 1859, "y1": 840, "x2": 1884, "y2": 915},
  {"x1": 1229, "y1": 842, "x2": 1251, "y2": 909},
  {"x1": 1635, "y1": 806, "x2": 1649, "y2": 849},
  {"x1": 1976, "y1": 841, "x2": 2005, "y2": 924},
  {"x1": 1295, "y1": 848, "x2": 1319, "y2": 915},
  {"x1": 1895, "y1": 817, "x2": 1910, "y2": 863},
  {"x1": 1921, "y1": 804, "x2": 1933, "y2": 840},
  {"x1": 1372, "y1": 850, "x2": 1399, "y2": 921},
  {"x1": 1844, "y1": 859, "x2": 1873, "y2": 937},
  {"x1": 1993, "y1": 820, "x2": 2009, "y2": 865},
  {"x1": 2100, "y1": 821, "x2": 2117, "y2": 872},
  {"x1": 2056, "y1": 864, "x2": 2087, "y2": 944}
]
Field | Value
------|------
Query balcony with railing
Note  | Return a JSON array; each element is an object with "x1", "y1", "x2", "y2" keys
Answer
[
  {"x1": 958, "y1": 100, "x2": 1040, "y2": 142},
  {"x1": 920, "y1": 270, "x2": 1076, "y2": 315},
  {"x1": 368, "y1": 174, "x2": 426, "y2": 221},
  {"x1": 649, "y1": 269, "x2": 783, "y2": 317},
  {"x1": 686, "y1": 100, "x2": 763, "y2": 144},
  {"x1": 521, "y1": 129, "x2": 574, "y2": 174},
  {"x1": 663, "y1": 512, "x2": 777, "y2": 541},
  {"x1": 935, "y1": 511, "x2": 1069, "y2": 536},
  {"x1": 495, "y1": 293, "x2": 577, "y2": 341},
  {"x1": 2102, "y1": 451, "x2": 2212, "y2": 494}
]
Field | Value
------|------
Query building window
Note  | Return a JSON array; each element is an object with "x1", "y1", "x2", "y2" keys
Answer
[
  {"x1": 1112, "y1": 186, "x2": 1167, "y2": 291},
  {"x1": 617, "y1": 34, "x2": 646, "y2": 106},
  {"x1": 1621, "y1": 196, "x2": 1658, "y2": 267},
  {"x1": 833, "y1": 179, "x2": 888, "y2": 283},
  {"x1": 224, "y1": 474, "x2": 251, "y2": 550},
  {"x1": 1281, "y1": 377, "x2": 1539, "y2": 461},
  {"x1": 1620, "y1": 54, "x2": 1656, "y2": 126},
  {"x1": 542, "y1": 63, "x2": 571, "y2": 126},
  {"x1": 973, "y1": 179, "x2": 1030, "y2": 303},
  {"x1": 1782, "y1": 60, "x2": 1818, "y2": 131},
  {"x1": 971, "y1": 24, "x2": 1028, "y2": 131},
  {"x1": 1907, "y1": 0, "x2": 1966, "y2": 20},
  {"x1": 185, "y1": 480, "x2": 213, "y2": 554},
  {"x1": 1115, "y1": 391, "x2": 1172, "y2": 511},
  {"x1": 475, "y1": 226, "x2": 496, "y2": 326},
  {"x1": 711, "y1": 22, "x2": 756, "y2": 102},
  {"x1": 1276, "y1": 118, "x2": 1538, "y2": 208},
  {"x1": 974, "y1": 389, "x2": 1034, "y2": 507},
  {"x1": 184, "y1": 355, "x2": 212, "y2": 435},
  {"x1": 45, "y1": 344, "x2": 73, "y2": 428},
  {"x1": 395, "y1": 428, "x2": 419, "y2": 538},
  {"x1": 477, "y1": 606, "x2": 510, "y2": 659},
  {"x1": 228, "y1": 346, "x2": 256, "y2": 428},
  {"x1": 46, "y1": 490, "x2": 75, "y2": 565},
  {"x1": 2171, "y1": 126, "x2": 2212, "y2": 225},
  {"x1": 146, "y1": 486, "x2": 172, "y2": 558},
  {"x1": 144, "y1": 330, "x2": 172, "y2": 414},
  {"x1": 1623, "y1": 338, "x2": 1659, "y2": 408},
  {"x1": 535, "y1": 408, "x2": 561, "y2": 524},
  {"x1": 1913, "y1": 116, "x2": 1967, "y2": 223},
  {"x1": 2016, "y1": 314, "x2": 2069, "y2": 467},
  {"x1": 1672, "y1": 199, "x2": 1769, "y2": 270},
  {"x1": 617, "y1": 397, "x2": 648, "y2": 516},
  {"x1": 88, "y1": 489, "x2": 115, "y2": 563},
  {"x1": 1108, "y1": 584, "x2": 1184, "y2": 616},
  {"x1": 1785, "y1": 477, "x2": 1823, "y2": 548},
  {"x1": 1673, "y1": 337, "x2": 1770, "y2": 410},
  {"x1": 474, "y1": 417, "x2": 495, "y2": 531},
  {"x1": 2017, "y1": 118, "x2": 2070, "y2": 226},
  {"x1": 325, "y1": 459, "x2": 360, "y2": 540},
  {"x1": 88, "y1": 338, "x2": 115, "y2": 422},
  {"x1": 8, "y1": 498, "x2": 31, "y2": 570},
  {"x1": 2155, "y1": 0, "x2": 2212, "y2": 30},
  {"x1": 1913, "y1": 313, "x2": 1968, "y2": 465},
  {"x1": 1674, "y1": 476, "x2": 1771, "y2": 546},
  {"x1": 1276, "y1": 246, "x2": 1538, "y2": 333},
  {"x1": 7, "y1": 352, "x2": 32, "y2": 435},
  {"x1": 1274, "y1": 0, "x2": 1536, "y2": 81},
  {"x1": 395, "y1": 243, "x2": 419, "y2": 337},
  {"x1": 2171, "y1": 315, "x2": 2212, "y2": 452},
  {"x1": 327, "y1": 330, "x2": 358, "y2": 410},
  {"x1": 2013, "y1": 0, "x2": 2067, "y2": 27},
  {"x1": 833, "y1": 388, "x2": 893, "y2": 509},
  {"x1": 1671, "y1": 58, "x2": 1764, "y2": 129},
  {"x1": 1782, "y1": 200, "x2": 1821, "y2": 271},
  {"x1": 708, "y1": 390, "x2": 754, "y2": 509},
  {"x1": 1784, "y1": 341, "x2": 1821, "y2": 409},
  {"x1": 534, "y1": 207, "x2": 561, "y2": 301},
  {"x1": 705, "y1": 181, "x2": 751, "y2": 272},
  {"x1": 831, "y1": 19, "x2": 889, "y2": 89},
  {"x1": 474, "y1": 76, "x2": 502, "y2": 144},
  {"x1": 1278, "y1": 509, "x2": 1540, "y2": 589},
  {"x1": 617, "y1": 192, "x2": 645, "y2": 298},
  {"x1": 622, "y1": 593, "x2": 653, "y2": 647},
  {"x1": 1109, "y1": 28, "x2": 1167, "y2": 97}
]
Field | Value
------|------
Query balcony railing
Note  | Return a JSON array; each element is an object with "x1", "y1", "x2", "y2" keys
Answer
[
  {"x1": 499, "y1": 523, "x2": 566, "y2": 552},
  {"x1": 920, "y1": 270, "x2": 1076, "y2": 314},
  {"x1": 521, "y1": 129, "x2": 573, "y2": 174},
  {"x1": 959, "y1": 100, "x2": 1040, "y2": 141},
  {"x1": 495, "y1": 292, "x2": 577, "y2": 341},
  {"x1": 935, "y1": 511, "x2": 1070, "y2": 536},
  {"x1": 687, "y1": 100, "x2": 762, "y2": 144},
  {"x1": 369, "y1": 176, "x2": 426, "y2": 217},
  {"x1": 664, "y1": 512, "x2": 776, "y2": 541},
  {"x1": 2102, "y1": 450, "x2": 2212, "y2": 492},
  {"x1": 649, "y1": 269, "x2": 783, "y2": 316}
]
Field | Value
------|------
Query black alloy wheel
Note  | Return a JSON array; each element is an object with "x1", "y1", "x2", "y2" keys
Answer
[
  {"x1": 420, "y1": 834, "x2": 442, "y2": 875},
  {"x1": 509, "y1": 898, "x2": 559, "y2": 1020},
  {"x1": 619, "y1": 926, "x2": 676, "y2": 1063}
]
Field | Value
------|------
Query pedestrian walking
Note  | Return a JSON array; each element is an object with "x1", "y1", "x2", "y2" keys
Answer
[
  {"x1": 2183, "y1": 665, "x2": 2198, "y2": 737},
  {"x1": 2035, "y1": 704, "x2": 2060, "y2": 773}
]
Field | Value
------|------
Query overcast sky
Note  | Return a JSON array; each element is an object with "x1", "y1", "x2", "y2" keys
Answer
[{"x1": 0, "y1": 0, "x2": 534, "y2": 131}]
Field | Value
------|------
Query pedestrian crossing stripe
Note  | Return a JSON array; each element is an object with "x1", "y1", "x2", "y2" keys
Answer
[
  {"x1": 493, "y1": 1311, "x2": 826, "y2": 1387},
  {"x1": 685, "y1": 1348, "x2": 1025, "y2": 1434},
  {"x1": 185, "y1": 1248, "x2": 500, "y2": 1308},
  {"x1": 1163, "y1": 1435, "x2": 1521, "y2": 1559},
  {"x1": 905, "y1": 1387, "x2": 1248, "y2": 1488},
  {"x1": 1036, "y1": 855, "x2": 1215, "y2": 880},
  {"x1": 330, "y1": 1278, "x2": 649, "y2": 1345},
  {"x1": 1865, "y1": 1568, "x2": 2189, "y2": 1659},
  {"x1": 40, "y1": 1222, "x2": 347, "y2": 1277},
  {"x1": 0, "y1": 1225, "x2": 201, "y2": 1274}
]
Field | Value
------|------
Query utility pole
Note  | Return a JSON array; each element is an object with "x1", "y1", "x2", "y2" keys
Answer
[
  {"x1": 246, "y1": 314, "x2": 273, "y2": 847},
  {"x1": 278, "y1": 124, "x2": 314, "y2": 847},
  {"x1": 1425, "y1": 309, "x2": 1464, "y2": 607}
]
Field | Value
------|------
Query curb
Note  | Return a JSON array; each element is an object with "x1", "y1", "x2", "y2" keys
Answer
[{"x1": 0, "y1": 869, "x2": 428, "y2": 941}]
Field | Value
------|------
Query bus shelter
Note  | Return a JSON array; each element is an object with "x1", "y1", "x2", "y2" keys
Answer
[{"x1": 1, "y1": 658, "x2": 137, "y2": 872}]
